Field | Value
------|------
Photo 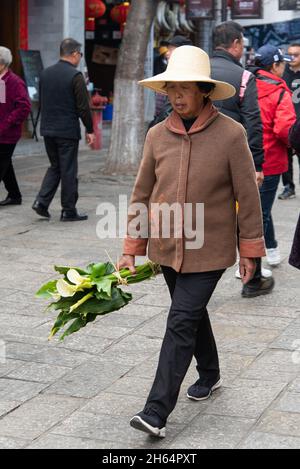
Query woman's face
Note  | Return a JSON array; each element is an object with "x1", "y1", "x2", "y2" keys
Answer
[{"x1": 166, "y1": 82, "x2": 206, "y2": 119}]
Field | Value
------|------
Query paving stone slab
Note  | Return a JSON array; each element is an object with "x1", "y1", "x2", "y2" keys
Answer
[
  {"x1": 214, "y1": 302, "x2": 300, "y2": 319},
  {"x1": 0, "y1": 436, "x2": 29, "y2": 449},
  {"x1": 0, "y1": 401, "x2": 21, "y2": 418},
  {"x1": 6, "y1": 342, "x2": 94, "y2": 367},
  {"x1": 240, "y1": 350, "x2": 300, "y2": 383},
  {"x1": 239, "y1": 431, "x2": 300, "y2": 449},
  {"x1": 274, "y1": 392, "x2": 300, "y2": 414},
  {"x1": 0, "y1": 378, "x2": 47, "y2": 402},
  {"x1": 7, "y1": 362, "x2": 71, "y2": 383},
  {"x1": 0, "y1": 359, "x2": 25, "y2": 378},
  {"x1": 203, "y1": 379, "x2": 286, "y2": 419},
  {"x1": 0, "y1": 394, "x2": 84, "y2": 440},
  {"x1": 169, "y1": 414, "x2": 256, "y2": 449},
  {"x1": 43, "y1": 359, "x2": 132, "y2": 398},
  {"x1": 256, "y1": 410, "x2": 300, "y2": 437},
  {"x1": 213, "y1": 323, "x2": 280, "y2": 356},
  {"x1": 101, "y1": 334, "x2": 162, "y2": 367}
]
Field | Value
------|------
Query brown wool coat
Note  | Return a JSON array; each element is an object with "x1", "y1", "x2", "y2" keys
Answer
[{"x1": 123, "y1": 101, "x2": 266, "y2": 273}]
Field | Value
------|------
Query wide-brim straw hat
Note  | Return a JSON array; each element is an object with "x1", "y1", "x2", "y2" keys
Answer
[{"x1": 139, "y1": 46, "x2": 236, "y2": 101}]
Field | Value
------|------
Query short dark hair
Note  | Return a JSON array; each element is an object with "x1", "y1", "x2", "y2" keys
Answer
[
  {"x1": 60, "y1": 38, "x2": 82, "y2": 57},
  {"x1": 288, "y1": 43, "x2": 300, "y2": 49},
  {"x1": 213, "y1": 21, "x2": 244, "y2": 50},
  {"x1": 254, "y1": 59, "x2": 273, "y2": 72},
  {"x1": 197, "y1": 82, "x2": 215, "y2": 94}
]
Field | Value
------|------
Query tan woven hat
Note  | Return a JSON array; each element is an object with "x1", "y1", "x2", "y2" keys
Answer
[{"x1": 139, "y1": 46, "x2": 235, "y2": 101}]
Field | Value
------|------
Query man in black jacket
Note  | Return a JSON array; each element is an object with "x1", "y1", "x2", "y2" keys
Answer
[
  {"x1": 211, "y1": 22, "x2": 264, "y2": 185},
  {"x1": 211, "y1": 21, "x2": 274, "y2": 297},
  {"x1": 33, "y1": 38, "x2": 95, "y2": 222}
]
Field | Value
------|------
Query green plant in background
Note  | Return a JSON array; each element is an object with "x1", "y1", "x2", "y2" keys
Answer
[{"x1": 36, "y1": 261, "x2": 160, "y2": 341}]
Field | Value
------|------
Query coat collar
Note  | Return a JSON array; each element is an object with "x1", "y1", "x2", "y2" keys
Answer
[
  {"x1": 0, "y1": 69, "x2": 11, "y2": 81},
  {"x1": 164, "y1": 100, "x2": 219, "y2": 135},
  {"x1": 212, "y1": 49, "x2": 243, "y2": 68}
]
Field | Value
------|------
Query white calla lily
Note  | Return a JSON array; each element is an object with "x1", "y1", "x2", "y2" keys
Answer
[
  {"x1": 67, "y1": 269, "x2": 88, "y2": 285},
  {"x1": 56, "y1": 279, "x2": 77, "y2": 298}
]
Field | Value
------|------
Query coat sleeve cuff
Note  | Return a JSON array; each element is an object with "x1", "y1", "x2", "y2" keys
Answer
[
  {"x1": 239, "y1": 237, "x2": 266, "y2": 258},
  {"x1": 123, "y1": 237, "x2": 148, "y2": 256}
]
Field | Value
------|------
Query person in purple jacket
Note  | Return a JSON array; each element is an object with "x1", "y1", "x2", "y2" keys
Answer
[{"x1": 0, "y1": 46, "x2": 31, "y2": 206}]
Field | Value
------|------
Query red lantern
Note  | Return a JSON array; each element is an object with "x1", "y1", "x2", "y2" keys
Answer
[
  {"x1": 85, "y1": 0, "x2": 106, "y2": 31},
  {"x1": 85, "y1": 0, "x2": 106, "y2": 18},
  {"x1": 110, "y1": 2, "x2": 130, "y2": 26}
]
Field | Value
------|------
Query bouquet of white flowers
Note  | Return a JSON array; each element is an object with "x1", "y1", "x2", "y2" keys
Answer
[{"x1": 36, "y1": 261, "x2": 160, "y2": 341}]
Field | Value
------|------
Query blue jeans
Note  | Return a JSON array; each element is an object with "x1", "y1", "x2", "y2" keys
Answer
[{"x1": 260, "y1": 174, "x2": 280, "y2": 250}]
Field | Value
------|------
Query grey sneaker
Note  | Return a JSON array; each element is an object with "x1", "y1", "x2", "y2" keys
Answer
[
  {"x1": 130, "y1": 409, "x2": 166, "y2": 438},
  {"x1": 278, "y1": 188, "x2": 296, "y2": 200}
]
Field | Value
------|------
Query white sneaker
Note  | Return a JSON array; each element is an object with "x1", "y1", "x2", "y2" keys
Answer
[
  {"x1": 235, "y1": 267, "x2": 272, "y2": 279},
  {"x1": 266, "y1": 247, "x2": 281, "y2": 266}
]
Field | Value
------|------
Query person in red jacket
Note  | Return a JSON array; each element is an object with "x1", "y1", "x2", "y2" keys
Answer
[
  {"x1": 0, "y1": 46, "x2": 31, "y2": 206},
  {"x1": 243, "y1": 45, "x2": 296, "y2": 297}
]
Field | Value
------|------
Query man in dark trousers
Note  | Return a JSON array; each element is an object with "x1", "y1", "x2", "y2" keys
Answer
[
  {"x1": 279, "y1": 42, "x2": 300, "y2": 200},
  {"x1": 33, "y1": 38, "x2": 95, "y2": 221},
  {"x1": 210, "y1": 21, "x2": 274, "y2": 297}
]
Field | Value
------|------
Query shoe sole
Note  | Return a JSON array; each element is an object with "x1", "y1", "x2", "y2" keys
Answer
[
  {"x1": 186, "y1": 379, "x2": 222, "y2": 401},
  {"x1": 278, "y1": 195, "x2": 296, "y2": 200},
  {"x1": 130, "y1": 416, "x2": 166, "y2": 438},
  {"x1": 60, "y1": 218, "x2": 88, "y2": 222},
  {"x1": 266, "y1": 260, "x2": 281, "y2": 266}
]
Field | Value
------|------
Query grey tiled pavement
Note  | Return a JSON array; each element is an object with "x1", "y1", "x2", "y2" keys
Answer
[{"x1": 0, "y1": 137, "x2": 299, "y2": 449}]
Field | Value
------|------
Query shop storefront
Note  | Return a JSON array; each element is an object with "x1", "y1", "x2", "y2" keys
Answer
[{"x1": 0, "y1": 0, "x2": 85, "y2": 72}]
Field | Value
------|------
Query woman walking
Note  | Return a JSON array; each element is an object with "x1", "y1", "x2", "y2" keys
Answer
[
  {"x1": 0, "y1": 47, "x2": 31, "y2": 206},
  {"x1": 118, "y1": 46, "x2": 265, "y2": 438}
]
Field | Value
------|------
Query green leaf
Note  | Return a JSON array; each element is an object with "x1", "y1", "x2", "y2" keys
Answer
[
  {"x1": 104, "y1": 262, "x2": 115, "y2": 275},
  {"x1": 35, "y1": 280, "x2": 58, "y2": 299},
  {"x1": 48, "y1": 311, "x2": 80, "y2": 339},
  {"x1": 86, "y1": 262, "x2": 107, "y2": 278},
  {"x1": 94, "y1": 278, "x2": 113, "y2": 297},
  {"x1": 60, "y1": 317, "x2": 87, "y2": 341}
]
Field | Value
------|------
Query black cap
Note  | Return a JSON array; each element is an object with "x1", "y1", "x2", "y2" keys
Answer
[{"x1": 166, "y1": 35, "x2": 193, "y2": 47}]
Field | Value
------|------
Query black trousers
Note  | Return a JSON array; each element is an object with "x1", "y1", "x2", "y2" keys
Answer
[
  {"x1": 145, "y1": 266, "x2": 225, "y2": 421},
  {"x1": 37, "y1": 137, "x2": 79, "y2": 212},
  {"x1": 0, "y1": 144, "x2": 22, "y2": 199},
  {"x1": 282, "y1": 147, "x2": 300, "y2": 191}
]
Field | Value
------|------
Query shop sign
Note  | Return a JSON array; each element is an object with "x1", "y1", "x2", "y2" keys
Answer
[
  {"x1": 186, "y1": 0, "x2": 215, "y2": 20},
  {"x1": 231, "y1": 0, "x2": 262, "y2": 19},
  {"x1": 279, "y1": 0, "x2": 300, "y2": 10}
]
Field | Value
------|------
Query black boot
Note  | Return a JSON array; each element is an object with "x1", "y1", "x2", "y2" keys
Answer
[{"x1": 60, "y1": 210, "x2": 88, "y2": 222}]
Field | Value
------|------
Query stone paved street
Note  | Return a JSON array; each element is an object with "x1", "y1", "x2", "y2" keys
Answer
[{"x1": 0, "y1": 139, "x2": 299, "y2": 449}]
